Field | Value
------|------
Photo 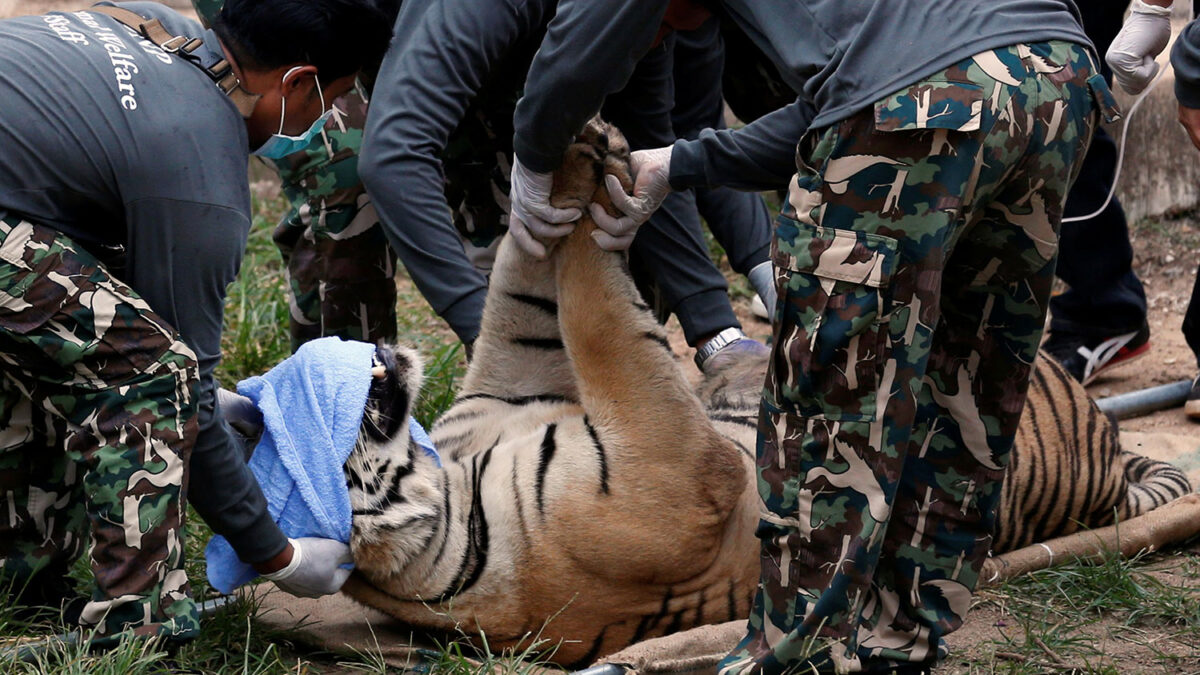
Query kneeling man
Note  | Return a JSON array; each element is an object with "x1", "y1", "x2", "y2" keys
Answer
[{"x1": 0, "y1": 0, "x2": 391, "y2": 646}]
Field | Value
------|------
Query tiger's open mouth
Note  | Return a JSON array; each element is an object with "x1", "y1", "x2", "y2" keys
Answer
[{"x1": 363, "y1": 345, "x2": 411, "y2": 442}]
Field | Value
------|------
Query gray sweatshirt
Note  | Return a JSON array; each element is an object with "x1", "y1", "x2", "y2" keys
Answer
[
  {"x1": 513, "y1": 0, "x2": 1093, "y2": 191},
  {"x1": 361, "y1": 0, "x2": 678, "y2": 343},
  {"x1": 360, "y1": 0, "x2": 557, "y2": 343},
  {"x1": 0, "y1": 3, "x2": 286, "y2": 563}
]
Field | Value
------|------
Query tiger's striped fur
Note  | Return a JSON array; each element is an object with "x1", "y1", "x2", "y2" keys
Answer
[
  {"x1": 341, "y1": 120, "x2": 1191, "y2": 666},
  {"x1": 995, "y1": 355, "x2": 1192, "y2": 551},
  {"x1": 344, "y1": 120, "x2": 760, "y2": 666}
]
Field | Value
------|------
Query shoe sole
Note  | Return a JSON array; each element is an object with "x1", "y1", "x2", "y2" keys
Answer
[
  {"x1": 1081, "y1": 340, "x2": 1151, "y2": 386},
  {"x1": 1185, "y1": 398, "x2": 1200, "y2": 422}
]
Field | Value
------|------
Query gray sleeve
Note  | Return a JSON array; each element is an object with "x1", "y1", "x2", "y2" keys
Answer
[
  {"x1": 360, "y1": 0, "x2": 533, "y2": 344},
  {"x1": 668, "y1": 97, "x2": 816, "y2": 192},
  {"x1": 512, "y1": 0, "x2": 670, "y2": 173},
  {"x1": 125, "y1": 198, "x2": 288, "y2": 565},
  {"x1": 1173, "y1": 19, "x2": 1200, "y2": 109}
]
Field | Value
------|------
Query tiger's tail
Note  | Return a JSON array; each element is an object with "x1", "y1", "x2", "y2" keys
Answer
[{"x1": 1119, "y1": 451, "x2": 1193, "y2": 519}]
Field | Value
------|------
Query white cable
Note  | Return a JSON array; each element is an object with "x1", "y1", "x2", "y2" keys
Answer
[{"x1": 1061, "y1": 58, "x2": 1171, "y2": 224}]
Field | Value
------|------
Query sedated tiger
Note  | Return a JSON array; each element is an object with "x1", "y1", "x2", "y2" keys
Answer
[{"x1": 340, "y1": 119, "x2": 1191, "y2": 667}]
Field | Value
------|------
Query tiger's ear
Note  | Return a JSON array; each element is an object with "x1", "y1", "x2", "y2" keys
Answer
[{"x1": 388, "y1": 344, "x2": 425, "y2": 416}]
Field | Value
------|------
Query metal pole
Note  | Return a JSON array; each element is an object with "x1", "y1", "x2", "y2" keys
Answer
[
  {"x1": 199, "y1": 594, "x2": 238, "y2": 618},
  {"x1": 1094, "y1": 379, "x2": 1193, "y2": 420},
  {"x1": 3, "y1": 631, "x2": 79, "y2": 664}
]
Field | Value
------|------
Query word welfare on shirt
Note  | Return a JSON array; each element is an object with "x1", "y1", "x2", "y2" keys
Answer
[{"x1": 43, "y1": 10, "x2": 173, "y2": 111}]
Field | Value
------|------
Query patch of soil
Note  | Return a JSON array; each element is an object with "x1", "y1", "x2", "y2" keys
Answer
[{"x1": 1110, "y1": 214, "x2": 1200, "y2": 434}]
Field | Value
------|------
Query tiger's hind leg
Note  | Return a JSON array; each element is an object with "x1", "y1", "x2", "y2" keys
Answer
[
  {"x1": 548, "y1": 204, "x2": 746, "y2": 579},
  {"x1": 456, "y1": 237, "x2": 577, "y2": 403}
]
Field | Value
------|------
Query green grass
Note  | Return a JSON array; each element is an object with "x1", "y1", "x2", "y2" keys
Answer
[
  {"x1": 966, "y1": 549, "x2": 1200, "y2": 673},
  {"x1": 415, "y1": 341, "x2": 466, "y2": 430}
]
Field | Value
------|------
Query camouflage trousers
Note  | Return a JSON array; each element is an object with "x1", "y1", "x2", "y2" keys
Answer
[
  {"x1": 722, "y1": 42, "x2": 1111, "y2": 674},
  {"x1": 271, "y1": 88, "x2": 399, "y2": 351},
  {"x1": 0, "y1": 217, "x2": 200, "y2": 645}
]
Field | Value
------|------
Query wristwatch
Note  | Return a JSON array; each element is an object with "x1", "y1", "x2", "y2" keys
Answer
[{"x1": 694, "y1": 327, "x2": 746, "y2": 370}]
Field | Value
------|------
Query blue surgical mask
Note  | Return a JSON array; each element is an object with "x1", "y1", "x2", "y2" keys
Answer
[{"x1": 253, "y1": 66, "x2": 332, "y2": 159}]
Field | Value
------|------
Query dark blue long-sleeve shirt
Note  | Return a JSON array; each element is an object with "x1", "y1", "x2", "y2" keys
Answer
[
  {"x1": 360, "y1": 0, "x2": 678, "y2": 343},
  {"x1": 0, "y1": 3, "x2": 286, "y2": 563},
  {"x1": 359, "y1": 0, "x2": 556, "y2": 343}
]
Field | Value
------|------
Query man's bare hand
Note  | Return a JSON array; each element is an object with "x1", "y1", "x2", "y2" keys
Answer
[{"x1": 1178, "y1": 103, "x2": 1200, "y2": 152}]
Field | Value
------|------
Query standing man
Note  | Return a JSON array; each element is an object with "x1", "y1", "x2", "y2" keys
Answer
[
  {"x1": 0, "y1": 0, "x2": 390, "y2": 645},
  {"x1": 1105, "y1": 0, "x2": 1200, "y2": 419},
  {"x1": 1042, "y1": 0, "x2": 1153, "y2": 386},
  {"x1": 359, "y1": 0, "x2": 768, "y2": 367},
  {"x1": 505, "y1": 1, "x2": 1105, "y2": 672},
  {"x1": 357, "y1": 0, "x2": 768, "y2": 362},
  {"x1": 627, "y1": 14, "x2": 779, "y2": 333}
]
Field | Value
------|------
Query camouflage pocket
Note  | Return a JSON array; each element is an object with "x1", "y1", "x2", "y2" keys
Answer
[
  {"x1": 766, "y1": 216, "x2": 897, "y2": 422},
  {"x1": 1086, "y1": 73, "x2": 1121, "y2": 124},
  {"x1": 874, "y1": 80, "x2": 984, "y2": 133}
]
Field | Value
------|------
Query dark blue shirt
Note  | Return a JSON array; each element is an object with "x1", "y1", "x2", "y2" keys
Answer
[{"x1": 0, "y1": 2, "x2": 285, "y2": 563}]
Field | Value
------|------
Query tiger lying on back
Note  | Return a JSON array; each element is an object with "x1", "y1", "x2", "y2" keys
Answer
[{"x1": 341, "y1": 120, "x2": 1191, "y2": 666}]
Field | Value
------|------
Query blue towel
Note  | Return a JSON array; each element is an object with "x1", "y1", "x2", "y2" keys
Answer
[
  {"x1": 410, "y1": 417, "x2": 441, "y2": 468},
  {"x1": 204, "y1": 337, "x2": 376, "y2": 593}
]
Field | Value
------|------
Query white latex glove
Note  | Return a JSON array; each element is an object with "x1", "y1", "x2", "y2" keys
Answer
[
  {"x1": 262, "y1": 537, "x2": 353, "y2": 598},
  {"x1": 1106, "y1": 0, "x2": 1173, "y2": 95},
  {"x1": 508, "y1": 155, "x2": 582, "y2": 258},
  {"x1": 589, "y1": 146, "x2": 673, "y2": 251}
]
